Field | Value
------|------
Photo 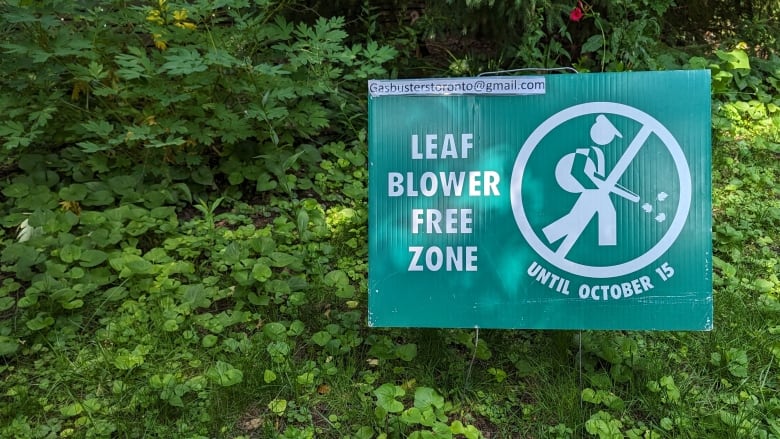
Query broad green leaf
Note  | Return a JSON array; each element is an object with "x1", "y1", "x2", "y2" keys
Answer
[
  {"x1": 114, "y1": 352, "x2": 144, "y2": 370},
  {"x1": 374, "y1": 383, "x2": 405, "y2": 413},
  {"x1": 414, "y1": 387, "x2": 444, "y2": 410},
  {"x1": 263, "y1": 322, "x2": 287, "y2": 341},
  {"x1": 248, "y1": 292, "x2": 270, "y2": 306},
  {"x1": 62, "y1": 299, "x2": 84, "y2": 310},
  {"x1": 263, "y1": 369, "x2": 277, "y2": 383},
  {"x1": 296, "y1": 372, "x2": 315, "y2": 386},
  {"x1": 396, "y1": 343, "x2": 417, "y2": 361},
  {"x1": 354, "y1": 426, "x2": 374, "y2": 439},
  {"x1": 103, "y1": 286, "x2": 127, "y2": 301},
  {"x1": 256, "y1": 173, "x2": 277, "y2": 192},
  {"x1": 324, "y1": 270, "x2": 349, "y2": 287},
  {"x1": 251, "y1": 262, "x2": 272, "y2": 282},
  {"x1": 269, "y1": 251, "x2": 300, "y2": 267},
  {"x1": 716, "y1": 49, "x2": 750, "y2": 70},
  {"x1": 59, "y1": 183, "x2": 89, "y2": 201},
  {"x1": 659, "y1": 375, "x2": 681, "y2": 402},
  {"x1": 0, "y1": 297, "x2": 14, "y2": 312},
  {"x1": 487, "y1": 367, "x2": 507, "y2": 383},
  {"x1": 288, "y1": 320, "x2": 305, "y2": 336},
  {"x1": 581, "y1": 34, "x2": 604, "y2": 54},
  {"x1": 222, "y1": 242, "x2": 243, "y2": 265},
  {"x1": 110, "y1": 254, "x2": 154, "y2": 275},
  {"x1": 312, "y1": 331, "x2": 332, "y2": 346},
  {"x1": 267, "y1": 341, "x2": 290, "y2": 362},
  {"x1": 0, "y1": 336, "x2": 20, "y2": 356},
  {"x1": 771, "y1": 343, "x2": 780, "y2": 360},
  {"x1": 399, "y1": 407, "x2": 424, "y2": 425},
  {"x1": 60, "y1": 403, "x2": 83, "y2": 417},
  {"x1": 163, "y1": 319, "x2": 179, "y2": 331},
  {"x1": 268, "y1": 398, "x2": 287, "y2": 415},
  {"x1": 206, "y1": 361, "x2": 244, "y2": 387},
  {"x1": 26, "y1": 313, "x2": 55, "y2": 331},
  {"x1": 181, "y1": 284, "x2": 211, "y2": 310},
  {"x1": 2, "y1": 183, "x2": 29, "y2": 198},
  {"x1": 59, "y1": 244, "x2": 82, "y2": 263},
  {"x1": 191, "y1": 166, "x2": 214, "y2": 186},
  {"x1": 202, "y1": 335, "x2": 218, "y2": 348},
  {"x1": 450, "y1": 420, "x2": 480, "y2": 439},
  {"x1": 754, "y1": 278, "x2": 774, "y2": 293}
]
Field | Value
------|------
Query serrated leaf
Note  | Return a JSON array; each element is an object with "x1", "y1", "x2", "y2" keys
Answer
[
  {"x1": 159, "y1": 48, "x2": 208, "y2": 76},
  {"x1": 81, "y1": 119, "x2": 113, "y2": 137}
]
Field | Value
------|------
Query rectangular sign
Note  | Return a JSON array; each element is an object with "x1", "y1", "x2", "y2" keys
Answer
[{"x1": 368, "y1": 71, "x2": 713, "y2": 330}]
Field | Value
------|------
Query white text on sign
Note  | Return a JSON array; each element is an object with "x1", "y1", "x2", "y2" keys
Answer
[
  {"x1": 388, "y1": 171, "x2": 500, "y2": 197},
  {"x1": 401, "y1": 133, "x2": 489, "y2": 272},
  {"x1": 408, "y1": 246, "x2": 478, "y2": 272},
  {"x1": 527, "y1": 260, "x2": 657, "y2": 300},
  {"x1": 411, "y1": 133, "x2": 473, "y2": 159},
  {"x1": 412, "y1": 209, "x2": 473, "y2": 234}
]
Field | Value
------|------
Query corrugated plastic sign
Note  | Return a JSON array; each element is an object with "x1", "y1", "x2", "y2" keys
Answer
[{"x1": 368, "y1": 71, "x2": 712, "y2": 330}]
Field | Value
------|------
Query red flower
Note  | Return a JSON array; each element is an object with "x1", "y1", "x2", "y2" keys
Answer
[
  {"x1": 569, "y1": 5, "x2": 584, "y2": 22},
  {"x1": 569, "y1": 1, "x2": 585, "y2": 22}
]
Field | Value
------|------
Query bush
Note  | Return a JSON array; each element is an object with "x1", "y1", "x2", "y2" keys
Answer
[{"x1": 0, "y1": 0, "x2": 395, "y2": 158}]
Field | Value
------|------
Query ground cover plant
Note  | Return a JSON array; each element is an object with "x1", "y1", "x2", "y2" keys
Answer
[{"x1": 0, "y1": 0, "x2": 779, "y2": 437}]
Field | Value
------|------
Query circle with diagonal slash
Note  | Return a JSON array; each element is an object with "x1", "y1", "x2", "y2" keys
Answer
[{"x1": 510, "y1": 102, "x2": 692, "y2": 278}]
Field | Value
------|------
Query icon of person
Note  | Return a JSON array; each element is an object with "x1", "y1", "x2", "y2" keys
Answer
[{"x1": 542, "y1": 115, "x2": 639, "y2": 255}]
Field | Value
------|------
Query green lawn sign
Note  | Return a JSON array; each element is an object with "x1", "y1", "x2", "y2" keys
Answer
[{"x1": 368, "y1": 71, "x2": 712, "y2": 330}]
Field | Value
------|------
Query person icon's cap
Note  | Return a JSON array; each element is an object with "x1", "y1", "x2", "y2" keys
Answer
[{"x1": 591, "y1": 114, "x2": 622, "y2": 145}]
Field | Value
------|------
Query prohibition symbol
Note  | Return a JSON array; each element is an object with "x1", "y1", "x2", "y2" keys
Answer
[{"x1": 510, "y1": 102, "x2": 692, "y2": 278}]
